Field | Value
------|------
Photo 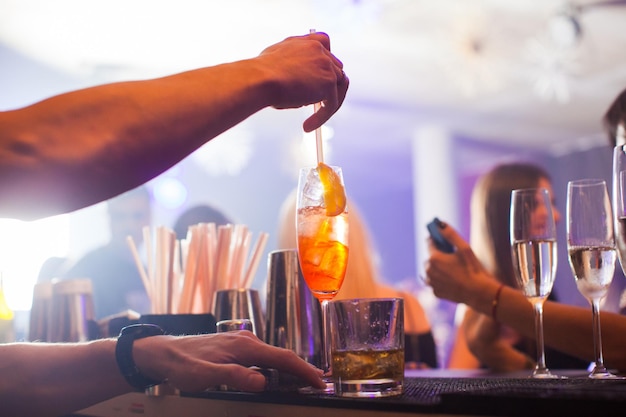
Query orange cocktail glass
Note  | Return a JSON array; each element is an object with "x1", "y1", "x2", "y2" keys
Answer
[
  {"x1": 297, "y1": 207, "x2": 349, "y2": 299},
  {"x1": 296, "y1": 165, "x2": 348, "y2": 390}
]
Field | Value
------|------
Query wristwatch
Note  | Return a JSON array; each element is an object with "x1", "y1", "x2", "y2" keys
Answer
[{"x1": 115, "y1": 324, "x2": 166, "y2": 390}]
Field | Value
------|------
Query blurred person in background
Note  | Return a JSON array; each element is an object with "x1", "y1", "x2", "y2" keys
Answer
[
  {"x1": 277, "y1": 189, "x2": 438, "y2": 368},
  {"x1": 431, "y1": 87, "x2": 626, "y2": 373},
  {"x1": 447, "y1": 163, "x2": 589, "y2": 371},
  {"x1": 62, "y1": 185, "x2": 152, "y2": 318},
  {"x1": 173, "y1": 203, "x2": 234, "y2": 240},
  {"x1": 426, "y1": 220, "x2": 626, "y2": 373},
  {"x1": 603, "y1": 86, "x2": 626, "y2": 313},
  {"x1": 37, "y1": 256, "x2": 71, "y2": 283},
  {"x1": 604, "y1": 87, "x2": 626, "y2": 147}
]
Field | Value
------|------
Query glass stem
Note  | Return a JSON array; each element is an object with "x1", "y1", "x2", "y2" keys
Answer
[
  {"x1": 533, "y1": 302, "x2": 548, "y2": 373},
  {"x1": 591, "y1": 299, "x2": 607, "y2": 372},
  {"x1": 321, "y1": 299, "x2": 331, "y2": 376}
]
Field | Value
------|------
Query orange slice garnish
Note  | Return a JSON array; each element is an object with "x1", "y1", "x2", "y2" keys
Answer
[{"x1": 318, "y1": 162, "x2": 346, "y2": 216}]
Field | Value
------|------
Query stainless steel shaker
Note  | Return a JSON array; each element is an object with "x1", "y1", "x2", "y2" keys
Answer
[
  {"x1": 28, "y1": 281, "x2": 53, "y2": 341},
  {"x1": 216, "y1": 319, "x2": 253, "y2": 333},
  {"x1": 265, "y1": 249, "x2": 322, "y2": 368},
  {"x1": 49, "y1": 278, "x2": 96, "y2": 342},
  {"x1": 212, "y1": 288, "x2": 265, "y2": 341}
]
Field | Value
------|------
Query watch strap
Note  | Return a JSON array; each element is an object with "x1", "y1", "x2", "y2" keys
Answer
[{"x1": 115, "y1": 324, "x2": 166, "y2": 390}]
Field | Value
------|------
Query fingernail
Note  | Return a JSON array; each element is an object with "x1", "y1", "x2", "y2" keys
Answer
[{"x1": 434, "y1": 217, "x2": 447, "y2": 229}]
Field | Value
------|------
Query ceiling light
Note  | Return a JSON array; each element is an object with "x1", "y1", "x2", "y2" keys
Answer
[
  {"x1": 151, "y1": 177, "x2": 188, "y2": 210},
  {"x1": 549, "y1": 3, "x2": 582, "y2": 48},
  {"x1": 524, "y1": 35, "x2": 579, "y2": 103},
  {"x1": 435, "y1": 6, "x2": 506, "y2": 97}
]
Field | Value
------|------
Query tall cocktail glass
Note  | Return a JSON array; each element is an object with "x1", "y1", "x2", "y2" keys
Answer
[
  {"x1": 296, "y1": 165, "x2": 349, "y2": 393},
  {"x1": 510, "y1": 188, "x2": 560, "y2": 378},
  {"x1": 567, "y1": 179, "x2": 623, "y2": 379}
]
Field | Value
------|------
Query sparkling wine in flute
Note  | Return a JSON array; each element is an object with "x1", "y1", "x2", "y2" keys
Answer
[
  {"x1": 512, "y1": 238, "x2": 557, "y2": 302},
  {"x1": 510, "y1": 187, "x2": 560, "y2": 378},
  {"x1": 568, "y1": 246, "x2": 617, "y2": 301},
  {"x1": 567, "y1": 178, "x2": 622, "y2": 379}
]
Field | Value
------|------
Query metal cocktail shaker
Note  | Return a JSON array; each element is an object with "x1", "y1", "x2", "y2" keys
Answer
[
  {"x1": 265, "y1": 249, "x2": 322, "y2": 368},
  {"x1": 48, "y1": 278, "x2": 96, "y2": 342},
  {"x1": 216, "y1": 319, "x2": 253, "y2": 333},
  {"x1": 28, "y1": 281, "x2": 54, "y2": 341},
  {"x1": 212, "y1": 288, "x2": 265, "y2": 341}
]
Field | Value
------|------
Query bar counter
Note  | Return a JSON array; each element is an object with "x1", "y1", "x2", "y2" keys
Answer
[{"x1": 71, "y1": 369, "x2": 626, "y2": 417}]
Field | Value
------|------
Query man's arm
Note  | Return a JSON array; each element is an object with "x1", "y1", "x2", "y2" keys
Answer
[
  {"x1": 0, "y1": 340, "x2": 128, "y2": 417},
  {"x1": 0, "y1": 32, "x2": 348, "y2": 220},
  {"x1": 0, "y1": 331, "x2": 324, "y2": 417}
]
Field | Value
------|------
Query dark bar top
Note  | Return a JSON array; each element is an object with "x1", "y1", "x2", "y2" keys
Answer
[
  {"x1": 73, "y1": 369, "x2": 626, "y2": 417},
  {"x1": 185, "y1": 370, "x2": 626, "y2": 417}
]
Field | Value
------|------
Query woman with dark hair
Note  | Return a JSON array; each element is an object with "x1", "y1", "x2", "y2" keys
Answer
[
  {"x1": 447, "y1": 163, "x2": 588, "y2": 372},
  {"x1": 604, "y1": 87, "x2": 626, "y2": 146}
]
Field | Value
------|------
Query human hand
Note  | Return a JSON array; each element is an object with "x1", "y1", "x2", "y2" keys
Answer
[
  {"x1": 465, "y1": 309, "x2": 518, "y2": 359},
  {"x1": 464, "y1": 309, "x2": 533, "y2": 372},
  {"x1": 425, "y1": 221, "x2": 495, "y2": 305},
  {"x1": 258, "y1": 32, "x2": 349, "y2": 132},
  {"x1": 133, "y1": 330, "x2": 325, "y2": 392},
  {"x1": 465, "y1": 309, "x2": 500, "y2": 349}
]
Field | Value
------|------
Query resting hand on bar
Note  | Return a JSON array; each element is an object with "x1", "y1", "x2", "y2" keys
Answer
[{"x1": 0, "y1": 331, "x2": 324, "y2": 417}]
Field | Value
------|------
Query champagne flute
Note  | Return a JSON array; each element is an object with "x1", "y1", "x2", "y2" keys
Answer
[
  {"x1": 296, "y1": 165, "x2": 349, "y2": 393},
  {"x1": 567, "y1": 179, "x2": 622, "y2": 379},
  {"x1": 510, "y1": 188, "x2": 560, "y2": 379}
]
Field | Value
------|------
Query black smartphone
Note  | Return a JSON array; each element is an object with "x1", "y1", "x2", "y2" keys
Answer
[{"x1": 426, "y1": 218, "x2": 454, "y2": 253}]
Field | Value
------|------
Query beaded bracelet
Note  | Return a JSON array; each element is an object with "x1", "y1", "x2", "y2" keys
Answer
[{"x1": 491, "y1": 284, "x2": 505, "y2": 321}]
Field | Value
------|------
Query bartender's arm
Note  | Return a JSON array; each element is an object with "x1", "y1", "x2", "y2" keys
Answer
[
  {"x1": 0, "y1": 331, "x2": 324, "y2": 417},
  {"x1": 0, "y1": 32, "x2": 347, "y2": 220},
  {"x1": 426, "y1": 221, "x2": 626, "y2": 372}
]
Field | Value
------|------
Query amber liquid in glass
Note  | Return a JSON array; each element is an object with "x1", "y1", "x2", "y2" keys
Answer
[{"x1": 332, "y1": 348, "x2": 404, "y2": 382}]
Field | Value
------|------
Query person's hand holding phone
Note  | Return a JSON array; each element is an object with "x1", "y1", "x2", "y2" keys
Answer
[
  {"x1": 425, "y1": 220, "x2": 499, "y2": 308},
  {"x1": 426, "y1": 217, "x2": 454, "y2": 253}
]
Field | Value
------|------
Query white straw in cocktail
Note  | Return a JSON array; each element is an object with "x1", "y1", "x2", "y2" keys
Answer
[{"x1": 309, "y1": 28, "x2": 325, "y2": 165}]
